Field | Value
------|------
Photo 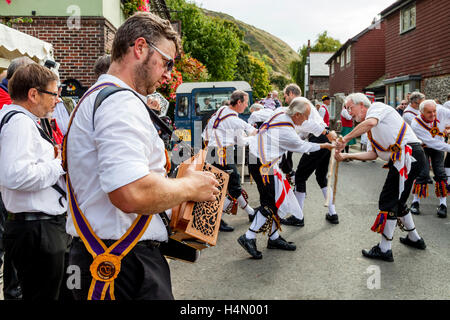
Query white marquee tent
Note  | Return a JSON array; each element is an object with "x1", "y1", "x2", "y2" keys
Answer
[{"x1": 0, "y1": 23, "x2": 55, "y2": 71}]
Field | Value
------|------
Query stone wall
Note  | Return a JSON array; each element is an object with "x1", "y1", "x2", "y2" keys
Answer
[{"x1": 422, "y1": 75, "x2": 450, "y2": 104}]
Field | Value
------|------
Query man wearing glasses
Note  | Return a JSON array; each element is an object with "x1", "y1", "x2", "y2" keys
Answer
[
  {"x1": 65, "y1": 13, "x2": 219, "y2": 300},
  {"x1": 0, "y1": 63, "x2": 68, "y2": 299}
]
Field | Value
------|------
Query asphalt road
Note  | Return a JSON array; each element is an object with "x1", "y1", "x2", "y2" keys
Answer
[
  {"x1": 1, "y1": 147, "x2": 449, "y2": 301},
  {"x1": 170, "y1": 148, "x2": 450, "y2": 300}
]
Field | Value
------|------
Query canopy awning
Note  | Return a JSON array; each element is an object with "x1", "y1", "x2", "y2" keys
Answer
[{"x1": 0, "y1": 23, "x2": 54, "y2": 69}]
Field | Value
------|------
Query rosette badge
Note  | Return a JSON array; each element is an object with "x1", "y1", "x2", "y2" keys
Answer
[{"x1": 90, "y1": 253, "x2": 121, "y2": 282}]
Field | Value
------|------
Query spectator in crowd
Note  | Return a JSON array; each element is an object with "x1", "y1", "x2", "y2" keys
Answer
[
  {"x1": 396, "y1": 99, "x2": 408, "y2": 116},
  {"x1": 93, "y1": 54, "x2": 111, "y2": 80},
  {"x1": 0, "y1": 56, "x2": 34, "y2": 300},
  {"x1": 0, "y1": 63, "x2": 69, "y2": 300},
  {"x1": 0, "y1": 57, "x2": 35, "y2": 110},
  {"x1": 272, "y1": 90, "x2": 281, "y2": 108}
]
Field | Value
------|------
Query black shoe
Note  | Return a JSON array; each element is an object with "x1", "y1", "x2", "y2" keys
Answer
[
  {"x1": 267, "y1": 236, "x2": 296, "y2": 251},
  {"x1": 437, "y1": 204, "x2": 447, "y2": 218},
  {"x1": 362, "y1": 244, "x2": 394, "y2": 262},
  {"x1": 248, "y1": 213, "x2": 255, "y2": 223},
  {"x1": 237, "y1": 234, "x2": 262, "y2": 259},
  {"x1": 410, "y1": 202, "x2": 420, "y2": 215},
  {"x1": 220, "y1": 219, "x2": 234, "y2": 232},
  {"x1": 280, "y1": 215, "x2": 304, "y2": 227},
  {"x1": 325, "y1": 213, "x2": 339, "y2": 224},
  {"x1": 399, "y1": 236, "x2": 426, "y2": 250}
]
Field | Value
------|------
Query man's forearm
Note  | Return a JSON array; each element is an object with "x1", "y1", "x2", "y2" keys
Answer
[{"x1": 343, "y1": 119, "x2": 377, "y2": 143}]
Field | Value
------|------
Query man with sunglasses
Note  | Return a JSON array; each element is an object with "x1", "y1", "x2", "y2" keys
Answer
[
  {"x1": 65, "y1": 12, "x2": 219, "y2": 300},
  {"x1": 0, "y1": 63, "x2": 69, "y2": 299}
]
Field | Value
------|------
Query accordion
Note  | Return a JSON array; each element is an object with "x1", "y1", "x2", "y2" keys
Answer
[{"x1": 170, "y1": 149, "x2": 229, "y2": 251}]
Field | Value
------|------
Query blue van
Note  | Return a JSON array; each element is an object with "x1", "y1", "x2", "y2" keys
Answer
[{"x1": 173, "y1": 81, "x2": 253, "y2": 147}]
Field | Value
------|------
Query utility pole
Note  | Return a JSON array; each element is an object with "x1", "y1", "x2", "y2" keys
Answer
[{"x1": 306, "y1": 40, "x2": 311, "y2": 99}]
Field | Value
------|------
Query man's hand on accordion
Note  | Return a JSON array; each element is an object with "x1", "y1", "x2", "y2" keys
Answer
[{"x1": 183, "y1": 166, "x2": 220, "y2": 202}]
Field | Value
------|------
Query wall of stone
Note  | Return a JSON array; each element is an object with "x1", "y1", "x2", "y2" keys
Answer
[{"x1": 422, "y1": 75, "x2": 450, "y2": 104}]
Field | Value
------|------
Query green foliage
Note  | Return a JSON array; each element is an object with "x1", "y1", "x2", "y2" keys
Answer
[
  {"x1": 175, "y1": 53, "x2": 209, "y2": 82},
  {"x1": 290, "y1": 31, "x2": 341, "y2": 93},
  {"x1": 247, "y1": 55, "x2": 271, "y2": 100},
  {"x1": 167, "y1": 0, "x2": 240, "y2": 81},
  {"x1": 270, "y1": 73, "x2": 293, "y2": 92}
]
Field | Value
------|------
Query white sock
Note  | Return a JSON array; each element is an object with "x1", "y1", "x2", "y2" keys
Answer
[
  {"x1": 293, "y1": 191, "x2": 305, "y2": 219},
  {"x1": 379, "y1": 219, "x2": 396, "y2": 252},
  {"x1": 439, "y1": 197, "x2": 447, "y2": 206},
  {"x1": 445, "y1": 168, "x2": 450, "y2": 185},
  {"x1": 413, "y1": 194, "x2": 421, "y2": 203},
  {"x1": 269, "y1": 221, "x2": 279, "y2": 240},
  {"x1": 223, "y1": 197, "x2": 232, "y2": 212},
  {"x1": 245, "y1": 211, "x2": 267, "y2": 240},
  {"x1": 400, "y1": 213, "x2": 420, "y2": 241},
  {"x1": 237, "y1": 195, "x2": 254, "y2": 216},
  {"x1": 321, "y1": 187, "x2": 337, "y2": 215}
]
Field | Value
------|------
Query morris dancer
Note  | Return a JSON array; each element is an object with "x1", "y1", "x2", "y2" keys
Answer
[
  {"x1": 203, "y1": 90, "x2": 257, "y2": 231},
  {"x1": 237, "y1": 97, "x2": 333, "y2": 259},
  {"x1": 336, "y1": 93, "x2": 427, "y2": 262},
  {"x1": 410, "y1": 99, "x2": 450, "y2": 218}
]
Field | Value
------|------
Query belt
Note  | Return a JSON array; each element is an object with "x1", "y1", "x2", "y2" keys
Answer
[
  {"x1": 72, "y1": 236, "x2": 163, "y2": 248},
  {"x1": 7, "y1": 211, "x2": 62, "y2": 221}
]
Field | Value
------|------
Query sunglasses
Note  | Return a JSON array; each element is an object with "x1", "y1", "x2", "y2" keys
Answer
[
  {"x1": 130, "y1": 38, "x2": 174, "y2": 73},
  {"x1": 37, "y1": 89, "x2": 59, "y2": 97}
]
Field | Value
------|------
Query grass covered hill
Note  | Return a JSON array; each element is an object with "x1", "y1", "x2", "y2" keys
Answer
[{"x1": 203, "y1": 9, "x2": 299, "y2": 78}]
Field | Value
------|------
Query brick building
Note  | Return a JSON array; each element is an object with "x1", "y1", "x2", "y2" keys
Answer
[
  {"x1": 381, "y1": 0, "x2": 450, "y2": 106},
  {"x1": 0, "y1": 0, "x2": 171, "y2": 100},
  {"x1": 326, "y1": 19, "x2": 386, "y2": 118}
]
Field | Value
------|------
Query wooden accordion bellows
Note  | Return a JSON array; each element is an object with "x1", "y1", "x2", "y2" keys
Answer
[{"x1": 170, "y1": 149, "x2": 229, "y2": 250}]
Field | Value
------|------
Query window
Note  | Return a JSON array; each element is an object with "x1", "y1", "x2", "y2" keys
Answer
[
  {"x1": 177, "y1": 96, "x2": 189, "y2": 117},
  {"x1": 194, "y1": 91, "x2": 234, "y2": 115},
  {"x1": 340, "y1": 52, "x2": 345, "y2": 68},
  {"x1": 346, "y1": 46, "x2": 351, "y2": 64},
  {"x1": 400, "y1": 4, "x2": 416, "y2": 33}
]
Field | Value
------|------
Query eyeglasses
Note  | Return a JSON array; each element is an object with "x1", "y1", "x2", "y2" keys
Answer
[
  {"x1": 37, "y1": 89, "x2": 59, "y2": 97},
  {"x1": 130, "y1": 38, "x2": 174, "y2": 73}
]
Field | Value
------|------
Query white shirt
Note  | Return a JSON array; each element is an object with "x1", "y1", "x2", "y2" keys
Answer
[
  {"x1": 202, "y1": 105, "x2": 255, "y2": 147},
  {"x1": 295, "y1": 106, "x2": 326, "y2": 140},
  {"x1": 341, "y1": 108, "x2": 353, "y2": 120},
  {"x1": 411, "y1": 105, "x2": 450, "y2": 152},
  {"x1": 248, "y1": 111, "x2": 321, "y2": 163},
  {"x1": 443, "y1": 101, "x2": 450, "y2": 110},
  {"x1": 65, "y1": 74, "x2": 168, "y2": 241},
  {"x1": 0, "y1": 104, "x2": 67, "y2": 215},
  {"x1": 248, "y1": 108, "x2": 274, "y2": 126},
  {"x1": 318, "y1": 104, "x2": 329, "y2": 119},
  {"x1": 366, "y1": 102, "x2": 421, "y2": 161},
  {"x1": 402, "y1": 104, "x2": 419, "y2": 126},
  {"x1": 53, "y1": 100, "x2": 72, "y2": 136}
]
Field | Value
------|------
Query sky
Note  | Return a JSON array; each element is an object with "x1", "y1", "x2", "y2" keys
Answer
[{"x1": 191, "y1": 0, "x2": 397, "y2": 52}]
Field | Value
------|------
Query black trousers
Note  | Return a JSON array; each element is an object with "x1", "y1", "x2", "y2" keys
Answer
[
  {"x1": 208, "y1": 147, "x2": 243, "y2": 199},
  {"x1": 248, "y1": 158, "x2": 277, "y2": 215},
  {"x1": 279, "y1": 151, "x2": 294, "y2": 174},
  {"x1": 69, "y1": 237, "x2": 174, "y2": 300},
  {"x1": 3, "y1": 215, "x2": 68, "y2": 300},
  {"x1": 445, "y1": 152, "x2": 450, "y2": 168},
  {"x1": 295, "y1": 134, "x2": 331, "y2": 193},
  {"x1": 379, "y1": 143, "x2": 428, "y2": 215},
  {"x1": 424, "y1": 147, "x2": 446, "y2": 182}
]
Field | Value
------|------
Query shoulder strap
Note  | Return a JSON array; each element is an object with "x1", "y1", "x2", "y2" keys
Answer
[
  {"x1": 61, "y1": 97, "x2": 75, "y2": 116},
  {"x1": 0, "y1": 110, "x2": 66, "y2": 204},
  {"x1": 92, "y1": 86, "x2": 178, "y2": 143}
]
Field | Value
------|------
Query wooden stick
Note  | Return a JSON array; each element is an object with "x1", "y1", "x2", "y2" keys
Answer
[
  {"x1": 332, "y1": 160, "x2": 339, "y2": 205},
  {"x1": 241, "y1": 145, "x2": 246, "y2": 185},
  {"x1": 324, "y1": 146, "x2": 336, "y2": 207}
]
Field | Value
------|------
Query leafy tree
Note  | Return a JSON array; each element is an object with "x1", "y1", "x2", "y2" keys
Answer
[
  {"x1": 248, "y1": 55, "x2": 271, "y2": 100},
  {"x1": 290, "y1": 31, "x2": 341, "y2": 93},
  {"x1": 167, "y1": 0, "x2": 240, "y2": 81}
]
